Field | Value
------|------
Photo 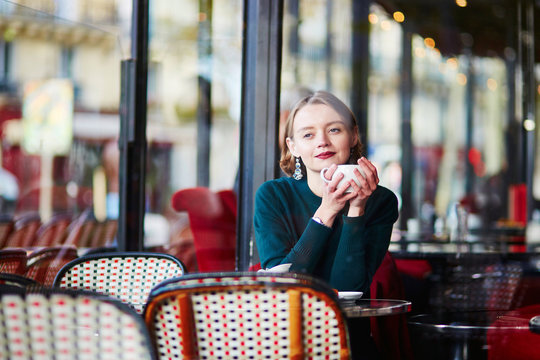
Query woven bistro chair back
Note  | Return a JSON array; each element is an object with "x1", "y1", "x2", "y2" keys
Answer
[
  {"x1": 0, "y1": 248, "x2": 27, "y2": 275},
  {"x1": 53, "y1": 252, "x2": 187, "y2": 314},
  {"x1": 145, "y1": 272, "x2": 351, "y2": 360},
  {"x1": 25, "y1": 246, "x2": 79, "y2": 286},
  {"x1": 0, "y1": 286, "x2": 156, "y2": 360},
  {"x1": 0, "y1": 273, "x2": 38, "y2": 287}
]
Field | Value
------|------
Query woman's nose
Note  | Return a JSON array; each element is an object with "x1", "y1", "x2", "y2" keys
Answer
[{"x1": 316, "y1": 132, "x2": 329, "y2": 146}]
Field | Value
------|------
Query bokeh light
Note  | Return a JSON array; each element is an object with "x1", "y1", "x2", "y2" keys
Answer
[
  {"x1": 393, "y1": 11, "x2": 405, "y2": 23},
  {"x1": 446, "y1": 57, "x2": 459, "y2": 70},
  {"x1": 487, "y1": 78, "x2": 497, "y2": 91},
  {"x1": 414, "y1": 47, "x2": 426, "y2": 58},
  {"x1": 424, "y1": 37, "x2": 435, "y2": 48},
  {"x1": 381, "y1": 20, "x2": 391, "y2": 30},
  {"x1": 524, "y1": 119, "x2": 535, "y2": 131},
  {"x1": 457, "y1": 73, "x2": 467, "y2": 85}
]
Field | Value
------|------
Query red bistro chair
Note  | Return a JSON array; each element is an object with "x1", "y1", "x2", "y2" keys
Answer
[
  {"x1": 171, "y1": 187, "x2": 237, "y2": 272},
  {"x1": 25, "y1": 246, "x2": 79, "y2": 286},
  {"x1": 3, "y1": 213, "x2": 41, "y2": 248},
  {"x1": 370, "y1": 252, "x2": 414, "y2": 360},
  {"x1": 0, "y1": 248, "x2": 27, "y2": 275},
  {"x1": 486, "y1": 304, "x2": 540, "y2": 360}
]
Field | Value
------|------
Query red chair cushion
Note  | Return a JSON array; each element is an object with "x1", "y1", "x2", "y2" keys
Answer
[
  {"x1": 370, "y1": 252, "x2": 414, "y2": 360},
  {"x1": 487, "y1": 304, "x2": 540, "y2": 360},
  {"x1": 171, "y1": 188, "x2": 236, "y2": 272}
]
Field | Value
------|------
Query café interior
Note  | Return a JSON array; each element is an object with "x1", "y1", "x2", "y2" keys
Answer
[{"x1": 0, "y1": 0, "x2": 539, "y2": 359}]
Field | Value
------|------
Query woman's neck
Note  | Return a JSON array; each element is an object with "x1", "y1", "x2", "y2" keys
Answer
[{"x1": 306, "y1": 170, "x2": 325, "y2": 197}]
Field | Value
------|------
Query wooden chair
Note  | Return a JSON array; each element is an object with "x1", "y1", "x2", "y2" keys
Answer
[
  {"x1": 25, "y1": 246, "x2": 79, "y2": 286},
  {"x1": 171, "y1": 187, "x2": 236, "y2": 272},
  {"x1": 0, "y1": 248, "x2": 27, "y2": 275},
  {"x1": 54, "y1": 252, "x2": 187, "y2": 314},
  {"x1": 0, "y1": 286, "x2": 156, "y2": 360},
  {"x1": 145, "y1": 272, "x2": 351, "y2": 360}
]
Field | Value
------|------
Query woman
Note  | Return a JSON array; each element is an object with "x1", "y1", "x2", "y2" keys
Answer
[{"x1": 254, "y1": 90, "x2": 398, "y2": 293}]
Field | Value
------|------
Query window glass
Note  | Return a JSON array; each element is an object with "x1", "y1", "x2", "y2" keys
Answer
[
  {"x1": 281, "y1": 1, "x2": 533, "y2": 244},
  {"x1": 146, "y1": 0, "x2": 242, "y2": 271},
  {"x1": 0, "y1": 0, "x2": 126, "y2": 257},
  {"x1": 0, "y1": 0, "x2": 243, "y2": 276}
]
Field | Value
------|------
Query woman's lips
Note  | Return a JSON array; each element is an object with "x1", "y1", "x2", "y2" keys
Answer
[{"x1": 316, "y1": 152, "x2": 335, "y2": 159}]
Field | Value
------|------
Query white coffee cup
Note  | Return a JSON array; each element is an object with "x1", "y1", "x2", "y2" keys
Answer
[{"x1": 320, "y1": 164, "x2": 365, "y2": 192}]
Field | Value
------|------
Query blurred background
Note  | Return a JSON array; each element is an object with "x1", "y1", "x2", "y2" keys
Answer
[{"x1": 0, "y1": 0, "x2": 537, "y2": 269}]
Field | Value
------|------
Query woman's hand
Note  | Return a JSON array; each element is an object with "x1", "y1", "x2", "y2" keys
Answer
[
  {"x1": 314, "y1": 164, "x2": 357, "y2": 227},
  {"x1": 347, "y1": 157, "x2": 379, "y2": 217}
]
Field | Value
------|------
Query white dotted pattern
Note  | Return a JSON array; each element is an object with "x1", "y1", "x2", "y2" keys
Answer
[
  {"x1": 0, "y1": 293, "x2": 153, "y2": 360},
  {"x1": 58, "y1": 256, "x2": 184, "y2": 313}
]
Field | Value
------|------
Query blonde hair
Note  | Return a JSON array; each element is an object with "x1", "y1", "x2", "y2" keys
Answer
[{"x1": 280, "y1": 90, "x2": 364, "y2": 177}]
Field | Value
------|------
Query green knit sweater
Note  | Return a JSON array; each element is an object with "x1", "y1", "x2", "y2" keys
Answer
[{"x1": 254, "y1": 176, "x2": 398, "y2": 292}]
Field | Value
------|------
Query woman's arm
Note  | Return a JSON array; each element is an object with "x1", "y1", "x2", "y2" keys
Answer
[
  {"x1": 329, "y1": 187, "x2": 398, "y2": 291},
  {"x1": 254, "y1": 181, "x2": 331, "y2": 273}
]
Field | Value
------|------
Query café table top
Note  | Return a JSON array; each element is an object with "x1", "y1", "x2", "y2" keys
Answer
[
  {"x1": 408, "y1": 311, "x2": 532, "y2": 336},
  {"x1": 530, "y1": 315, "x2": 540, "y2": 334},
  {"x1": 388, "y1": 225, "x2": 539, "y2": 254},
  {"x1": 340, "y1": 298, "x2": 411, "y2": 318}
]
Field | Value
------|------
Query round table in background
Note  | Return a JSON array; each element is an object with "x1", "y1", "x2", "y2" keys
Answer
[
  {"x1": 340, "y1": 299, "x2": 412, "y2": 360},
  {"x1": 530, "y1": 315, "x2": 540, "y2": 334},
  {"x1": 340, "y1": 298, "x2": 412, "y2": 318}
]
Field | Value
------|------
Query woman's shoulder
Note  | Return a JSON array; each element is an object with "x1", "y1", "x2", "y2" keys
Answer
[
  {"x1": 256, "y1": 176, "x2": 297, "y2": 199},
  {"x1": 372, "y1": 185, "x2": 398, "y2": 203}
]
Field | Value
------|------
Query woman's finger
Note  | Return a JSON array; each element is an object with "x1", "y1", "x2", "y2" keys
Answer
[
  {"x1": 327, "y1": 170, "x2": 344, "y2": 192},
  {"x1": 353, "y1": 168, "x2": 368, "y2": 189},
  {"x1": 357, "y1": 159, "x2": 379, "y2": 190},
  {"x1": 359, "y1": 157, "x2": 379, "y2": 185},
  {"x1": 323, "y1": 163, "x2": 338, "y2": 181}
]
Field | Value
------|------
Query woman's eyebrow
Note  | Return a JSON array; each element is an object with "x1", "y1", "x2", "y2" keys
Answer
[{"x1": 295, "y1": 120, "x2": 344, "y2": 133}]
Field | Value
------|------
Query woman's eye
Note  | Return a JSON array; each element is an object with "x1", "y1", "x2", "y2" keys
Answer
[
  {"x1": 303, "y1": 133, "x2": 313, "y2": 139},
  {"x1": 329, "y1": 128, "x2": 341, "y2": 133}
]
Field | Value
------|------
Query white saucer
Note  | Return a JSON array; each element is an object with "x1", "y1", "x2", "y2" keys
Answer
[
  {"x1": 338, "y1": 291, "x2": 363, "y2": 300},
  {"x1": 257, "y1": 263, "x2": 292, "y2": 273}
]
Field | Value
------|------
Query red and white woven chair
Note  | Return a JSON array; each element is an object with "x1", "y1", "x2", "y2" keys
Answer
[
  {"x1": 0, "y1": 273, "x2": 38, "y2": 287},
  {"x1": 0, "y1": 286, "x2": 156, "y2": 360},
  {"x1": 25, "y1": 246, "x2": 79, "y2": 286},
  {"x1": 144, "y1": 272, "x2": 351, "y2": 360},
  {"x1": 0, "y1": 248, "x2": 27, "y2": 275},
  {"x1": 53, "y1": 252, "x2": 187, "y2": 314}
]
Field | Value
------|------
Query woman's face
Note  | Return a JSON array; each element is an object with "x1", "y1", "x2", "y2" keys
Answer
[{"x1": 286, "y1": 103, "x2": 357, "y2": 178}]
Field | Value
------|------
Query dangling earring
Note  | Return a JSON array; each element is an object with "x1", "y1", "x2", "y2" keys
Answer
[{"x1": 293, "y1": 157, "x2": 303, "y2": 180}]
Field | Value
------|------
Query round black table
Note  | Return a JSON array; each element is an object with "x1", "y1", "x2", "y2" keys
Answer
[
  {"x1": 340, "y1": 298, "x2": 411, "y2": 318},
  {"x1": 530, "y1": 315, "x2": 540, "y2": 334},
  {"x1": 408, "y1": 310, "x2": 532, "y2": 360},
  {"x1": 340, "y1": 299, "x2": 411, "y2": 360}
]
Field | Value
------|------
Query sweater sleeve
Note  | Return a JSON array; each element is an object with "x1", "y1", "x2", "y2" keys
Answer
[
  {"x1": 329, "y1": 187, "x2": 398, "y2": 291},
  {"x1": 254, "y1": 181, "x2": 331, "y2": 273}
]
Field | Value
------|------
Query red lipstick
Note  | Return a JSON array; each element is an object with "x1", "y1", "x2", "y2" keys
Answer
[{"x1": 316, "y1": 151, "x2": 335, "y2": 159}]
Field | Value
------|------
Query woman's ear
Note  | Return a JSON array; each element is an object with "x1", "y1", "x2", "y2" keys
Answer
[{"x1": 286, "y1": 137, "x2": 298, "y2": 157}]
